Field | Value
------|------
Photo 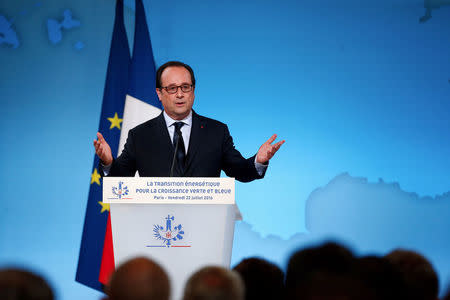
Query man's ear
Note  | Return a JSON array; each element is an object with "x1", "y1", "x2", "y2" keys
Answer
[{"x1": 155, "y1": 88, "x2": 162, "y2": 101}]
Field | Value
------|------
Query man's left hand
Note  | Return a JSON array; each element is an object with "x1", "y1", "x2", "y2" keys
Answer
[{"x1": 256, "y1": 134, "x2": 285, "y2": 164}]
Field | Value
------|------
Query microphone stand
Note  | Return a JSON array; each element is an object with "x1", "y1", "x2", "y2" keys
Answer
[{"x1": 169, "y1": 135, "x2": 180, "y2": 177}]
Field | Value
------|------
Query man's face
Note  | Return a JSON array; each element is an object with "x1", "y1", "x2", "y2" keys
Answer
[{"x1": 156, "y1": 66, "x2": 195, "y2": 120}]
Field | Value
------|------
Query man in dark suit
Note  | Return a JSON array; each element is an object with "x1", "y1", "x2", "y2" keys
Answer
[{"x1": 94, "y1": 61, "x2": 284, "y2": 182}]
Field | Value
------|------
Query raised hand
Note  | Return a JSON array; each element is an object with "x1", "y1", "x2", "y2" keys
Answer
[
  {"x1": 93, "y1": 132, "x2": 113, "y2": 166},
  {"x1": 256, "y1": 134, "x2": 285, "y2": 164}
]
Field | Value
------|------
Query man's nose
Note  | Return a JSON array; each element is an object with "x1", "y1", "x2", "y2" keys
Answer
[{"x1": 176, "y1": 88, "x2": 184, "y2": 98}]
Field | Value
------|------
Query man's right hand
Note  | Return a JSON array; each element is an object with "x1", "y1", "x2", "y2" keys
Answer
[{"x1": 94, "y1": 132, "x2": 113, "y2": 166}]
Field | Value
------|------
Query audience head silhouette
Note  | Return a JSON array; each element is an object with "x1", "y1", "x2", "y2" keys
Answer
[
  {"x1": 286, "y1": 242, "x2": 356, "y2": 295},
  {"x1": 106, "y1": 257, "x2": 170, "y2": 300},
  {"x1": 0, "y1": 268, "x2": 54, "y2": 300},
  {"x1": 285, "y1": 241, "x2": 382, "y2": 300},
  {"x1": 385, "y1": 248, "x2": 439, "y2": 300},
  {"x1": 233, "y1": 257, "x2": 284, "y2": 300},
  {"x1": 353, "y1": 255, "x2": 406, "y2": 300},
  {"x1": 182, "y1": 266, "x2": 244, "y2": 300}
]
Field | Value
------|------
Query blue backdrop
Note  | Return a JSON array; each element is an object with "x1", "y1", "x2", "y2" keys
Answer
[{"x1": 1, "y1": 0, "x2": 449, "y2": 299}]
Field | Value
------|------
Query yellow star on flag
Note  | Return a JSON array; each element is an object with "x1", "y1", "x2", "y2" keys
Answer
[
  {"x1": 98, "y1": 201, "x2": 110, "y2": 213},
  {"x1": 91, "y1": 168, "x2": 101, "y2": 186},
  {"x1": 107, "y1": 112, "x2": 123, "y2": 130}
]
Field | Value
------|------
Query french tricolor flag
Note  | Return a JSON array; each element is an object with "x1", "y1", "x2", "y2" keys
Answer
[{"x1": 119, "y1": 0, "x2": 162, "y2": 152}]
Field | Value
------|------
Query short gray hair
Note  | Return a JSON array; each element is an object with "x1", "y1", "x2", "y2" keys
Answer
[
  {"x1": 183, "y1": 266, "x2": 244, "y2": 300},
  {"x1": 108, "y1": 257, "x2": 170, "y2": 300}
]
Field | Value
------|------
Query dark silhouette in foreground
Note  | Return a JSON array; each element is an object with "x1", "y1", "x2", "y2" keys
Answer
[
  {"x1": 0, "y1": 268, "x2": 54, "y2": 300},
  {"x1": 182, "y1": 266, "x2": 244, "y2": 300},
  {"x1": 233, "y1": 257, "x2": 285, "y2": 300},
  {"x1": 105, "y1": 257, "x2": 170, "y2": 300},
  {"x1": 385, "y1": 249, "x2": 439, "y2": 300}
]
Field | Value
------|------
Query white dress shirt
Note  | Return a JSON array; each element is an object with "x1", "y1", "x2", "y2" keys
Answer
[{"x1": 163, "y1": 110, "x2": 192, "y2": 154}]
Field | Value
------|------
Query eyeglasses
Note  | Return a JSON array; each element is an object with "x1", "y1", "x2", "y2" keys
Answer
[{"x1": 160, "y1": 84, "x2": 194, "y2": 94}]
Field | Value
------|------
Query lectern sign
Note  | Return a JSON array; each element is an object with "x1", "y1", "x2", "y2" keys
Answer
[{"x1": 103, "y1": 177, "x2": 235, "y2": 204}]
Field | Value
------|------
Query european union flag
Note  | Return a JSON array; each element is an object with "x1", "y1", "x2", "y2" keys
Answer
[
  {"x1": 76, "y1": 0, "x2": 130, "y2": 292},
  {"x1": 76, "y1": 0, "x2": 163, "y2": 292}
]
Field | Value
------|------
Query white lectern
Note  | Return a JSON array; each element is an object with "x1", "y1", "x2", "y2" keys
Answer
[{"x1": 103, "y1": 177, "x2": 240, "y2": 300}]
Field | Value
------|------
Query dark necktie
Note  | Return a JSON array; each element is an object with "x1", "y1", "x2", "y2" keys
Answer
[{"x1": 173, "y1": 122, "x2": 186, "y2": 174}]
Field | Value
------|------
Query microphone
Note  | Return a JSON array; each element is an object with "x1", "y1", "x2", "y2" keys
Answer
[{"x1": 169, "y1": 135, "x2": 180, "y2": 177}]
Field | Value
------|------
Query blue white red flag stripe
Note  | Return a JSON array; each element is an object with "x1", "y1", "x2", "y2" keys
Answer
[{"x1": 118, "y1": 0, "x2": 162, "y2": 159}]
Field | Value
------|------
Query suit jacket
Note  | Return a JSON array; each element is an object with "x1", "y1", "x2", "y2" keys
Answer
[{"x1": 106, "y1": 111, "x2": 264, "y2": 182}]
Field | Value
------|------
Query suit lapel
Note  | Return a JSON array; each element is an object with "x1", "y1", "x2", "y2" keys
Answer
[{"x1": 185, "y1": 111, "x2": 204, "y2": 172}]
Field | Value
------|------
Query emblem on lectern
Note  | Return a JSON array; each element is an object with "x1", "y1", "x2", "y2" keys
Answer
[
  {"x1": 112, "y1": 181, "x2": 129, "y2": 199},
  {"x1": 153, "y1": 215, "x2": 185, "y2": 247}
]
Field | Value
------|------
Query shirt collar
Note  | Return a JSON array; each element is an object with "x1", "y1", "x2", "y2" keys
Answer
[{"x1": 163, "y1": 110, "x2": 192, "y2": 128}]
